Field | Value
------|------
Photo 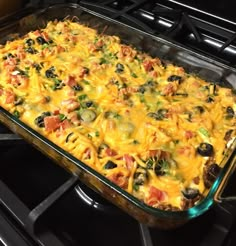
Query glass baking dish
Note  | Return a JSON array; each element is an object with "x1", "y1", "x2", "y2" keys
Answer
[{"x1": 0, "y1": 3, "x2": 235, "y2": 229}]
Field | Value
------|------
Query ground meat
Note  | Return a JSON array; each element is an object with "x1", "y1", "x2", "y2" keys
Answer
[{"x1": 203, "y1": 163, "x2": 222, "y2": 188}]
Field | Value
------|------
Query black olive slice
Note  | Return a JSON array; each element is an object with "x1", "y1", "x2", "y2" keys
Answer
[
  {"x1": 226, "y1": 106, "x2": 235, "y2": 119},
  {"x1": 154, "y1": 159, "x2": 168, "y2": 176},
  {"x1": 147, "y1": 109, "x2": 168, "y2": 121},
  {"x1": 45, "y1": 68, "x2": 57, "y2": 78},
  {"x1": 98, "y1": 143, "x2": 109, "y2": 155},
  {"x1": 14, "y1": 97, "x2": 24, "y2": 106},
  {"x1": 85, "y1": 101, "x2": 93, "y2": 108},
  {"x1": 41, "y1": 111, "x2": 51, "y2": 117},
  {"x1": 115, "y1": 63, "x2": 124, "y2": 73},
  {"x1": 25, "y1": 38, "x2": 35, "y2": 46},
  {"x1": 104, "y1": 161, "x2": 117, "y2": 169},
  {"x1": 36, "y1": 36, "x2": 48, "y2": 45},
  {"x1": 197, "y1": 143, "x2": 214, "y2": 157},
  {"x1": 2, "y1": 53, "x2": 15, "y2": 60},
  {"x1": 72, "y1": 84, "x2": 83, "y2": 91},
  {"x1": 206, "y1": 96, "x2": 214, "y2": 103},
  {"x1": 156, "y1": 109, "x2": 168, "y2": 119},
  {"x1": 167, "y1": 75, "x2": 182, "y2": 83},
  {"x1": 34, "y1": 116, "x2": 45, "y2": 128},
  {"x1": 25, "y1": 47, "x2": 38, "y2": 54},
  {"x1": 83, "y1": 67, "x2": 90, "y2": 74},
  {"x1": 33, "y1": 63, "x2": 42, "y2": 72},
  {"x1": 194, "y1": 106, "x2": 205, "y2": 114},
  {"x1": 133, "y1": 171, "x2": 147, "y2": 185},
  {"x1": 138, "y1": 85, "x2": 146, "y2": 94},
  {"x1": 34, "y1": 112, "x2": 51, "y2": 128},
  {"x1": 182, "y1": 188, "x2": 200, "y2": 200}
]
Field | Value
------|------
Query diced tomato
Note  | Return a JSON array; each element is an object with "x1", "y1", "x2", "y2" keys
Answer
[
  {"x1": 193, "y1": 176, "x2": 200, "y2": 185},
  {"x1": 88, "y1": 43, "x2": 98, "y2": 52},
  {"x1": 33, "y1": 30, "x2": 41, "y2": 36},
  {"x1": 60, "y1": 119, "x2": 71, "y2": 130},
  {"x1": 195, "y1": 91, "x2": 206, "y2": 99},
  {"x1": 177, "y1": 146, "x2": 194, "y2": 157},
  {"x1": 143, "y1": 60, "x2": 153, "y2": 72},
  {"x1": 119, "y1": 87, "x2": 138, "y2": 96},
  {"x1": 41, "y1": 32, "x2": 50, "y2": 42},
  {"x1": 146, "y1": 186, "x2": 167, "y2": 206},
  {"x1": 67, "y1": 111, "x2": 80, "y2": 126},
  {"x1": 192, "y1": 80, "x2": 201, "y2": 88},
  {"x1": 96, "y1": 39, "x2": 104, "y2": 48},
  {"x1": 65, "y1": 76, "x2": 77, "y2": 87},
  {"x1": 107, "y1": 172, "x2": 128, "y2": 189},
  {"x1": 53, "y1": 109, "x2": 60, "y2": 115},
  {"x1": 3, "y1": 58, "x2": 17, "y2": 72},
  {"x1": 78, "y1": 66, "x2": 89, "y2": 78},
  {"x1": 56, "y1": 45, "x2": 65, "y2": 53},
  {"x1": 143, "y1": 58, "x2": 161, "y2": 72},
  {"x1": 61, "y1": 98, "x2": 80, "y2": 113},
  {"x1": 16, "y1": 45, "x2": 25, "y2": 58},
  {"x1": 5, "y1": 90, "x2": 15, "y2": 104},
  {"x1": 148, "y1": 149, "x2": 170, "y2": 160},
  {"x1": 88, "y1": 39, "x2": 104, "y2": 52},
  {"x1": 67, "y1": 89, "x2": 76, "y2": 97},
  {"x1": 160, "y1": 150, "x2": 171, "y2": 159},
  {"x1": 185, "y1": 130, "x2": 195, "y2": 139},
  {"x1": 107, "y1": 119, "x2": 116, "y2": 130},
  {"x1": 11, "y1": 76, "x2": 29, "y2": 89},
  {"x1": 149, "y1": 149, "x2": 161, "y2": 158},
  {"x1": 83, "y1": 148, "x2": 91, "y2": 159},
  {"x1": 123, "y1": 154, "x2": 135, "y2": 170},
  {"x1": 177, "y1": 67, "x2": 185, "y2": 73},
  {"x1": 117, "y1": 45, "x2": 136, "y2": 61},
  {"x1": 44, "y1": 116, "x2": 61, "y2": 132},
  {"x1": 17, "y1": 50, "x2": 26, "y2": 60},
  {"x1": 149, "y1": 70, "x2": 158, "y2": 78},
  {"x1": 105, "y1": 148, "x2": 117, "y2": 157},
  {"x1": 162, "y1": 83, "x2": 177, "y2": 96}
]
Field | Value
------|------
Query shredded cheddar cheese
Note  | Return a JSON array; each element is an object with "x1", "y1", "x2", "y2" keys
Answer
[{"x1": 0, "y1": 20, "x2": 235, "y2": 210}]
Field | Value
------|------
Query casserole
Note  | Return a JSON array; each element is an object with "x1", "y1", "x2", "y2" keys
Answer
[{"x1": 0, "y1": 3, "x2": 235, "y2": 229}]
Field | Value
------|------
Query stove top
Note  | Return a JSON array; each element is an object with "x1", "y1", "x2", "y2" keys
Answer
[{"x1": 0, "y1": 1, "x2": 236, "y2": 246}]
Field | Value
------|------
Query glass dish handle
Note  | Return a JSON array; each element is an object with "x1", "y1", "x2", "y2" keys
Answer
[{"x1": 214, "y1": 153, "x2": 236, "y2": 204}]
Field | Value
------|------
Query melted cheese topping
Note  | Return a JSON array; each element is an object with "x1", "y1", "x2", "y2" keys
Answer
[{"x1": 0, "y1": 20, "x2": 235, "y2": 210}]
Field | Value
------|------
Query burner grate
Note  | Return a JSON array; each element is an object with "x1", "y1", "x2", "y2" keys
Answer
[
  {"x1": 80, "y1": 0, "x2": 155, "y2": 33},
  {"x1": 77, "y1": 0, "x2": 236, "y2": 67}
]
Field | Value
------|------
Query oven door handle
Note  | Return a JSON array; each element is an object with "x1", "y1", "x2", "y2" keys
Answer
[{"x1": 214, "y1": 152, "x2": 236, "y2": 204}]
